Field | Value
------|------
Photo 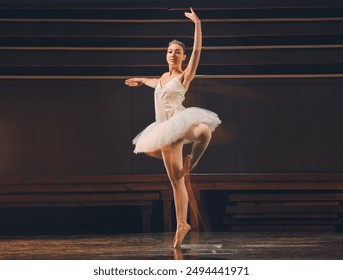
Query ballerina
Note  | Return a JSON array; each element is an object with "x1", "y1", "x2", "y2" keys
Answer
[{"x1": 125, "y1": 7, "x2": 221, "y2": 248}]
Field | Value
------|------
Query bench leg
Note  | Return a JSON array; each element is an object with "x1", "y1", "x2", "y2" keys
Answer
[
  {"x1": 185, "y1": 181, "x2": 201, "y2": 231},
  {"x1": 140, "y1": 205, "x2": 152, "y2": 233},
  {"x1": 163, "y1": 200, "x2": 173, "y2": 232},
  {"x1": 189, "y1": 197, "x2": 200, "y2": 231}
]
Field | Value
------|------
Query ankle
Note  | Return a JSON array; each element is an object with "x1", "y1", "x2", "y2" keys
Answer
[
  {"x1": 177, "y1": 221, "x2": 190, "y2": 229},
  {"x1": 177, "y1": 155, "x2": 193, "y2": 179}
]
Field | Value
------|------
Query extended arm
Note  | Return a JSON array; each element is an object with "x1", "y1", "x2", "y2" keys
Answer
[
  {"x1": 182, "y1": 7, "x2": 202, "y2": 88},
  {"x1": 125, "y1": 77, "x2": 159, "y2": 89}
]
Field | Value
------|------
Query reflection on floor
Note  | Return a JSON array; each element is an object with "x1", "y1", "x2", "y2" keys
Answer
[{"x1": 0, "y1": 232, "x2": 342, "y2": 260}]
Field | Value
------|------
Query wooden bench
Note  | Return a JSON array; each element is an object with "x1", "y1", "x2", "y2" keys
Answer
[
  {"x1": 1, "y1": 173, "x2": 343, "y2": 232},
  {"x1": 185, "y1": 174, "x2": 343, "y2": 232},
  {"x1": 0, "y1": 175, "x2": 173, "y2": 233}
]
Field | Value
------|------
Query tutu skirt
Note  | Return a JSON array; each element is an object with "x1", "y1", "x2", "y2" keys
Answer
[{"x1": 133, "y1": 107, "x2": 221, "y2": 153}]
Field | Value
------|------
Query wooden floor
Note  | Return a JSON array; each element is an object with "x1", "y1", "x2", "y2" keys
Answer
[{"x1": 0, "y1": 231, "x2": 342, "y2": 260}]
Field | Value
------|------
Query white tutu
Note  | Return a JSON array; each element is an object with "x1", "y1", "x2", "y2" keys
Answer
[
  {"x1": 132, "y1": 77, "x2": 221, "y2": 154},
  {"x1": 133, "y1": 107, "x2": 221, "y2": 153}
]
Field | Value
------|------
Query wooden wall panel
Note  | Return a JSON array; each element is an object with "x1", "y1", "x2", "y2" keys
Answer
[
  {"x1": 0, "y1": 79, "x2": 132, "y2": 175},
  {"x1": 233, "y1": 79, "x2": 343, "y2": 172},
  {"x1": 0, "y1": 77, "x2": 343, "y2": 175}
]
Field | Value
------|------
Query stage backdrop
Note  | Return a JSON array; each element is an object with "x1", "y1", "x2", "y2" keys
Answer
[{"x1": 0, "y1": 0, "x2": 343, "y2": 176}]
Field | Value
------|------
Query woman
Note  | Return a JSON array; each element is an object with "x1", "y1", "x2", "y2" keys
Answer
[{"x1": 125, "y1": 7, "x2": 221, "y2": 248}]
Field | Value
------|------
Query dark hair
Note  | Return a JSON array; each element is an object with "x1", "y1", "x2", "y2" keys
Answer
[{"x1": 168, "y1": 39, "x2": 186, "y2": 53}]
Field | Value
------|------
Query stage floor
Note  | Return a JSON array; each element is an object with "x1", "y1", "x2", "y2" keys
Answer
[{"x1": 0, "y1": 232, "x2": 342, "y2": 260}]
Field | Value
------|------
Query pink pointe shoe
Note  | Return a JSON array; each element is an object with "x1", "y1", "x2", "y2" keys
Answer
[{"x1": 173, "y1": 223, "x2": 191, "y2": 248}]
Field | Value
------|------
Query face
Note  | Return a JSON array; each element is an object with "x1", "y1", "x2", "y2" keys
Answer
[{"x1": 166, "y1": 44, "x2": 186, "y2": 66}]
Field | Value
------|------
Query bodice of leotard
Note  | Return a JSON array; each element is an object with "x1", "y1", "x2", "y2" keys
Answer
[{"x1": 154, "y1": 77, "x2": 187, "y2": 122}]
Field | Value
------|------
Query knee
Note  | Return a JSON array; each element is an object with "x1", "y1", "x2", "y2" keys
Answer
[
  {"x1": 170, "y1": 176, "x2": 183, "y2": 187},
  {"x1": 198, "y1": 124, "x2": 212, "y2": 142}
]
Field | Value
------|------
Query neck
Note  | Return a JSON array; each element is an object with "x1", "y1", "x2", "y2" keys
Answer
[{"x1": 168, "y1": 65, "x2": 183, "y2": 76}]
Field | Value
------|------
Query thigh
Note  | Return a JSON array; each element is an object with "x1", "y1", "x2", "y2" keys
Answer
[{"x1": 146, "y1": 149, "x2": 162, "y2": 159}]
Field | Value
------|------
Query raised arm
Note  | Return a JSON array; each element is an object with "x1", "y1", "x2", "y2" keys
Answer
[
  {"x1": 125, "y1": 77, "x2": 159, "y2": 89},
  {"x1": 182, "y1": 7, "x2": 202, "y2": 89}
]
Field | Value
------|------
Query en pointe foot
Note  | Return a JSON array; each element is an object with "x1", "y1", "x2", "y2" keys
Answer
[{"x1": 173, "y1": 223, "x2": 191, "y2": 248}]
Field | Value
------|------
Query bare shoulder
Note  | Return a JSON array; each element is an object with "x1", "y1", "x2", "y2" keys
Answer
[
  {"x1": 159, "y1": 72, "x2": 171, "y2": 84},
  {"x1": 160, "y1": 72, "x2": 169, "y2": 79}
]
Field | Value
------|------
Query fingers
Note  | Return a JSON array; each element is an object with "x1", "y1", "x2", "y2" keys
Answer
[
  {"x1": 184, "y1": 7, "x2": 199, "y2": 21},
  {"x1": 125, "y1": 79, "x2": 135, "y2": 86},
  {"x1": 125, "y1": 78, "x2": 136, "y2": 84},
  {"x1": 185, "y1": 7, "x2": 194, "y2": 15},
  {"x1": 125, "y1": 78, "x2": 141, "y2": 87}
]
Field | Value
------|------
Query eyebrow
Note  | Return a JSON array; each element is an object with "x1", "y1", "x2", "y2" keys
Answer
[{"x1": 168, "y1": 48, "x2": 182, "y2": 51}]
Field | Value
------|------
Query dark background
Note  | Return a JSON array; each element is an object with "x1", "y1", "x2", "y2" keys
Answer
[{"x1": 1, "y1": 78, "x2": 343, "y2": 176}]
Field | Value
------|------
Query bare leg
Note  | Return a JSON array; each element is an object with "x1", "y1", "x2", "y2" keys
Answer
[
  {"x1": 178, "y1": 123, "x2": 212, "y2": 178},
  {"x1": 161, "y1": 142, "x2": 191, "y2": 248}
]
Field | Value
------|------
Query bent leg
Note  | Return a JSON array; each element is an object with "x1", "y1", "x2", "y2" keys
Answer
[
  {"x1": 145, "y1": 149, "x2": 162, "y2": 159},
  {"x1": 178, "y1": 123, "x2": 212, "y2": 178}
]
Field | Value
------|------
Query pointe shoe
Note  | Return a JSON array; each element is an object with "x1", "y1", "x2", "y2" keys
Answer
[
  {"x1": 173, "y1": 223, "x2": 191, "y2": 248},
  {"x1": 177, "y1": 155, "x2": 192, "y2": 179}
]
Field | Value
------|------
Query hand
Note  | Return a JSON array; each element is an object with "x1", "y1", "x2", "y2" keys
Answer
[
  {"x1": 125, "y1": 78, "x2": 144, "y2": 87},
  {"x1": 184, "y1": 7, "x2": 200, "y2": 24}
]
